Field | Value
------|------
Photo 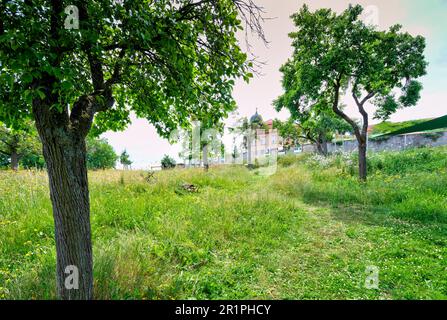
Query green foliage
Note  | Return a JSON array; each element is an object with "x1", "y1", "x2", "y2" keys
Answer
[
  {"x1": 0, "y1": 121, "x2": 43, "y2": 169},
  {"x1": 119, "y1": 150, "x2": 132, "y2": 166},
  {"x1": 303, "y1": 146, "x2": 447, "y2": 178},
  {"x1": 0, "y1": 153, "x2": 9, "y2": 168},
  {"x1": 161, "y1": 155, "x2": 176, "y2": 170},
  {"x1": 287, "y1": 146, "x2": 447, "y2": 226},
  {"x1": 276, "y1": 4, "x2": 427, "y2": 118},
  {"x1": 277, "y1": 154, "x2": 303, "y2": 167},
  {"x1": 20, "y1": 152, "x2": 46, "y2": 170},
  {"x1": 0, "y1": 0, "x2": 258, "y2": 136},
  {"x1": 275, "y1": 4, "x2": 427, "y2": 178},
  {"x1": 86, "y1": 137, "x2": 118, "y2": 170},
  {"x1": 272, "y1": 119, "x2": 300, "y2": 150}
]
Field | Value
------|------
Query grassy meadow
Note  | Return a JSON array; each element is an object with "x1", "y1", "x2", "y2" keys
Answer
[{"x1": 0, "y1": 146, "x2": 446, "y2": 299}]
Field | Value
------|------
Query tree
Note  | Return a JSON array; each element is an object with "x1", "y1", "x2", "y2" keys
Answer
[
  {"x1": 86, "y1": 137, "x2": 117, "y2": 170},
  {"x1": 0, "y1": 121, "x2": 42, "y2": 170},
  {"x1": 161, "y1": 154, "x2": 176, "y2": 170},
  {"x1": 272, "y1": 119, "x2": 300, "y2": 152},
  {"x1": 0, "y1": 0, "x2": 264, "y2": 299},
  {"x1": 276, "y1": 4, "x2": 427, "y2": 180},
  {"x1": 119, "y1": 150, "x2": 132, "y2": 170},
  {"x1": 0, "y1": 153, "x2": 8, "y2": 168},
  {"x1": 20, "y1": 149, "x2": 46, "y2": 169},
  {"x1": 275, "y1": 105, "x2": 353, "y2": 156}
]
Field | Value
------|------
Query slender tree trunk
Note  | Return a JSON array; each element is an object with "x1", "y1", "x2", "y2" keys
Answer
[
  {"x1": 10, "y1": 150, "x2": 19, "y2": 171},
  {"x1": 315, "y1": 141, "x2": 324, "y2": 155},
  {"x1": 315, "y1": 136, "x2": 328, "y2": 156},
  {"x1": 321, "y1": 135, "x2": 328, "y2": 156},
  {"x1": 33, "y1": 104, "x2": 93, "y2": 300},
  {"x1": 358, "y1": 137, "x2": 367, "y2": 182}
]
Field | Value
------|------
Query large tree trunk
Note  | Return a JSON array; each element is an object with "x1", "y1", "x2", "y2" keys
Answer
[
  {"x1": 33, "y1": 104, "x2": 93, "y2": 300},
  {"x1": 315, "y1": 141, "x2": 324, "y2": 155},
  {"x1": 10, "y1": 150, "x2": 19, "y2": 171},
  {"x1": 315, "y1": 135, "x2": 328, "y2": 156},
  {"x1": 321, "y1": 135, "x2": 328, "y2": 156}
]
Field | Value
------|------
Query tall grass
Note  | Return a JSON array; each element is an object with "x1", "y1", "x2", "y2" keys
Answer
[{"x1": 0, "y1": 147, "x2": 446, "y2": 299}]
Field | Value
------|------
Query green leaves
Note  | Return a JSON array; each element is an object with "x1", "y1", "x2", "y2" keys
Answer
[
  {"x1": 86, "y1": 137, "x2": 118, "y2": 170},
  {"x1": 1, "y1": 0, "x2": 259, "y2": 136},
  {"x1": 276, "y1": 4, "x2": 428, "y2": 128}
]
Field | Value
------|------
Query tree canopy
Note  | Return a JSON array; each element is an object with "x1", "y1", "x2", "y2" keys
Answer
[
  {"x1": 0, "y1": 0, "x2": 262, "y2": 136},
  {"x1": 0, "y1": 121, "x2": 42, "y2": 170},
  {"x1": 275, "y1": 4, "x2": 427, "y2": 179},
  {"x1": 161, "y1": 154, "x2": 176, "y2": 169},
  {"x1": 86, "y1": 136, "x2": 117, "y2": 169}
]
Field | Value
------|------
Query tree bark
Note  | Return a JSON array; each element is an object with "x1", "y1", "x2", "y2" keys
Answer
[
  {"x1": 33, "y1": 97, "x2": 94, "y2": 300},
  {"x1": 315, "y1": 141, "x2": 324, "y2": 155},
  {"x1": 358, "y1": 139, "x2": 367, "y2": 181},
  {"x1": 315, "y1": 134, "x2": 328, "y2": 156},
  {"x1": 10, "y1": 150, "x2": 19, "y2": 171}
]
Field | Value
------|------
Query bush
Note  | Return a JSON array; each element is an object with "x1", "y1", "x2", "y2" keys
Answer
[
  {"x1": 87, "y1": 137, "x2": 118, "y2": 170},
  {"x1": 161, "y1": 155, "x2": 176, "y2": 170}
]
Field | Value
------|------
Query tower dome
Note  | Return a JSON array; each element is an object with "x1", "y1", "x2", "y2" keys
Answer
[{"x1": 250, "y1": 109, "x2": 263, "y2": 124}]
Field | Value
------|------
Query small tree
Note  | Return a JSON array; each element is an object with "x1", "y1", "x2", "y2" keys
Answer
[
  {"x1": 119, "y1": 150, "x2": 132, "y2": 170},
  {"x1": 161, "y1": 154, "x2": 176, "y2": 170},
  {"x1": 0, "y1": 121, "x2": 41, "y2": 170},
  {"x1": 272, "y1": 119, "x2": 300, "y2": 152},
  {"x1": 298, "y1": 109, "x2": 353, "y2": 156},
  {"x1": 277, "y1": 4, "x2": 427, "y2": 180},
  {"x1": 86, "y1": 137, "x2": 117, "y2": 170}
]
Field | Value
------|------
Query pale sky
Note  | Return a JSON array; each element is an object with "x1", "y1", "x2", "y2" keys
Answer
[{"x1": 103, "y1": 0, "x2": 447, "y2": 169}]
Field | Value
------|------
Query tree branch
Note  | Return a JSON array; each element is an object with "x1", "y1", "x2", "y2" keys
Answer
[
  {"x1": 332, "y1": 78, "x2": 362, "y2": 142},
  {"x1": 352, "y1": 90, "x2": 375, "y2": 134}
]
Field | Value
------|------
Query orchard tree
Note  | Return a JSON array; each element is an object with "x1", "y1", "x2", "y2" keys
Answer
[
  {"x1": 272, "y1": 118, "x2": 301, "y2": 152},
  {"x1": 86, "y1": 137, "x2": 117, "y2": 170},
  {"x1": 0, "y1": 121, "x2": 42, "y2": 170},
  {"x1": 277, "y1": 4, "x2": 427, "y2": 180},
  {"x1": 0, "y1": 0, "x2": 265, "y2": 299},
  {"x1": 273, "y1": 105, "x2": 352, "y2": 156},
  {"x1": 296, "y1": 109, "x2": 353, "y2": 156}
]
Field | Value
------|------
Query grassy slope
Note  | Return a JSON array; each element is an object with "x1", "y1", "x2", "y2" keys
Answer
[
  {"x1": 0, "y1": 148, "x2": 446, "y2": 299},
  {"x1": 371, "y1": 119, "x2": 433, "y2": 135}
]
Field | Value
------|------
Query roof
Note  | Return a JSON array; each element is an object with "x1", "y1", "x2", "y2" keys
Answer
[{"x1": 250, "y1": 111, "x2": 263, "y2": 124}]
